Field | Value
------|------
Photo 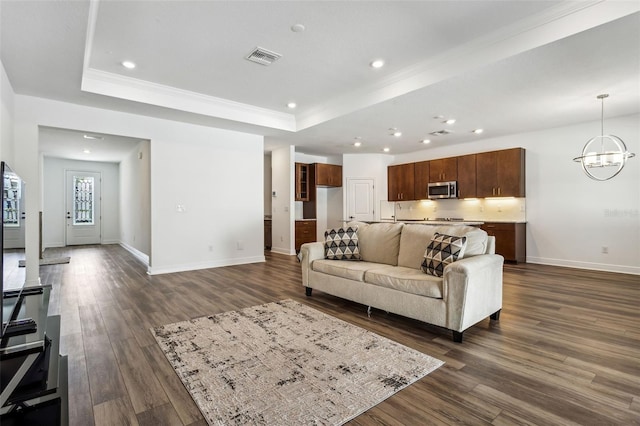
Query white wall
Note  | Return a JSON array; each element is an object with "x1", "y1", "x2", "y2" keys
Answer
[
  {"x1": 14, "y1": 95, "x2": 265, "y2": 277},
  {"x1": 390, "y1": 114, "x2": 640, "y2": 274},
  {"x1": 42, "y1": 157, "x2": 120, "y2": 247},
  {"x1": 1, "y1": 62, "x2": 15, "y2": 165},
  {"x1": 270, "y1": 146, "x2": 295, "y2": 255},
  {"x1": 119, "y1": 140, "x2": 151, "y2": 261}
]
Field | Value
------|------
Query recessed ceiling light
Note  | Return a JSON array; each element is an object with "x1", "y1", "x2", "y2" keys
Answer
[
  {"x1": 473, "y1": 128, "x2": 484, "y2": 134},
  {"x1": 383, "y1": 147, "x2": 390, "y2": 152},
  {"x1": 83, "y1": 134, "x2": 103, "y2": 140},
  {"x1": 83, "y1": 149, "x2": 91, "y2": 154},
  {"x1": 121, "y1": 60, "x2": 136, "y2": 69},
  {"x1": 393, "y1": 131, "x2": 402, "y2": 137},
  {"x1": 291, "y1": 23, "x2": 306, "y2": 33},
  {"x1": 433, "y1": 115, "x2": 444, "y2": 119},
  {"x1": 370, "y1": 59, "x2": 385, "y2": 69},
  {"x1": 287, "y1": 102, "x2": 297, "y2": 109},
  {"x1": 444, "y1": 119, "x2": 456, "y2": 125},
  {"x1": 354, "y1": 141, "x2": 362, "y2": 147},
  {"x1": 421, "y1": 139, "x2": 431, "y2": 144}
]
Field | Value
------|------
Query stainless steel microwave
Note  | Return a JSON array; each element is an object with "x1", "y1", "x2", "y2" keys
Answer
[{"x1": 427, "y1": 181, "x2": 457, "y2": 199}]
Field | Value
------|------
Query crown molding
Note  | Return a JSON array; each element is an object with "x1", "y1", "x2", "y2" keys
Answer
[{"x1": 81, "y1": 68, "x2": 296, "y2": 131}]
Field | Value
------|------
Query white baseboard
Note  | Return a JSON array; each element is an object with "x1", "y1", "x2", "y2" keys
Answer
[
  {"x1": 147, "y1": 255, "x2": 265, "y2": 276},
  {"x1": 43, "y1": 242, "x2": 65, "y2": 249},
  {"x1": 527, "y1": 256, "x2": 640, "y2": 276},
  {"x1": 102, "y1": 238, "x2": 120, "y2": 244},
  {"x1": 119, "y1": 242, "x2": 150, "y2": 266},
  {"x1": 270, "y1": 247, "x2": 297, "y2": 256}
]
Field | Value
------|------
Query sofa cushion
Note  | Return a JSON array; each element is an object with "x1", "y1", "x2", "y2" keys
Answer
[
  {"x1": 397, "y1": 224, "x2": 439, "y2": 269},
  {"x1": 421, "y1": 233, "x2": 467, "y2": 277},
  {"x1": 312, "y1": 259, "x2": 382, "y2": 282},
  {"x1": 348, "y1": 222, "x2": 404, "y2": 266},
  {"x1": 324, "y1": 226, "x2": 361, "y2": 260},
  {"x1": 364, "y1": 265, "x2": 443, "y2": 299},
  {"x1": 433, "y1": 225, "x2": 488, "y2": 257}
]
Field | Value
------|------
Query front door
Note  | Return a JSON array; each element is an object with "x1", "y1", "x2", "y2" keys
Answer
[
  {"x1": 65, "y1": 171, "x2": 101, "y2": 245},
  {"x1": 346, "y1": 178, "x2": 375, "y2": 222}
]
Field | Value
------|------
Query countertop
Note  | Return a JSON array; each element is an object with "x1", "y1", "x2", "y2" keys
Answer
[
  {"x1": 352, "y1": 219, "x2": 484, "y2": 226},
  {"x1": 396, "y1": 220, "x2": 484, "y2": 226}
]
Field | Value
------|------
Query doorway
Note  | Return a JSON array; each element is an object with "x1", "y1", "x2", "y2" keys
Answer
[
  {"x1": 346, "y1": 178, "x2": 375, "y2": 222},
  {"x1": 65, "y1": 170, "x2": 102, "y2": 245}
]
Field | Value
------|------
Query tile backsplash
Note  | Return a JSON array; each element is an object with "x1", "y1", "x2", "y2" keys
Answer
[{"x1": 386, "y1": 198, "x2": 526, "y2": 222}]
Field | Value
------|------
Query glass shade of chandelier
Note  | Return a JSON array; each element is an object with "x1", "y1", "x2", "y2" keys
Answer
[{"x1": 573, "y1": 94, "x2": 635, "y2": 181}]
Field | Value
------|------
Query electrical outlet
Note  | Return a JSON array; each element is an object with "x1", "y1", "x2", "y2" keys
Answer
[
  {"x1": 601, "y1": 246, "x2": 608, "y2": 254},
  {"x1": 208, "y1": 245, "x2": 213, "y2": 252},
  {"x1": 237, "y1": 241, "x2": 244, "y2": 250}
]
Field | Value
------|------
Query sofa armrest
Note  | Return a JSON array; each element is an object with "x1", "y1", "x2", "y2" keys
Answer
[
  {"x1": 300, "y1": 242, "x2": 325, "y2": 286},
  {"x1": 443, "y1": 254, "x2": 504, "y2": 332}
]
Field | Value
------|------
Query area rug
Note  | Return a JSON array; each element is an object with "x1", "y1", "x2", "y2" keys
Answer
[
  {"x1": 18, "y1": 256, "x2": 70, "y2": 267},
  {"x1": 151, "y1": 299, "x2": 443, "y2": 425}
]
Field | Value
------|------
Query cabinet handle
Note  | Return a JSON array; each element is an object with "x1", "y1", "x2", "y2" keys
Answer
[{"x1": 498, "y1": 187, "x2": 501, "y2": 195}]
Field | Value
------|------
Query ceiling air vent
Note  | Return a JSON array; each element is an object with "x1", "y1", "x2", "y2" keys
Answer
[
  {"x1": 245, "y1": 47, "x2": 282, "y2": 66},
  {"x1": 429, "y1": 129, "x2": 454, "y2": 136}
]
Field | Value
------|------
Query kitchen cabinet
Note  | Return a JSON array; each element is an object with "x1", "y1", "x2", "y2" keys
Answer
[
  {"x1": 457, "y1": 154, "x2": 477, "y2": 198},
  {"x1": 413, "y1": 161, "x2": 430, "y2": 200},
  {"x1": 481, "y1": 222, "x2": 526, "y2": 263},
  {"x1": 388, "y1": 163, "x2": 415, "y2": 201},
  {"x1": 315, "y1": 163, "x2": 342, "y2": 187},
  {"x1": 295, "y1": 163, "x2": 310, "y2": 201},
  {"x1": 476, "y1": 148, "x2": 525, "y2": 198},
  {"x1": 295, "y1": 220, "x2": 317, "y2": 251},
  {"x1": 429, "y1": 157, "x2": 457, "y2": 182}
]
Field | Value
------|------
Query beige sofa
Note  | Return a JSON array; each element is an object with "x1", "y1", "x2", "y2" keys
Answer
[{"x1": 300, "y1": 222, "x2": 503, "y2": 342}]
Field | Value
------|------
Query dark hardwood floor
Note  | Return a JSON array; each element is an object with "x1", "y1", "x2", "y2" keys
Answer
[{"x1": 38, "y1": 245, "x2": 639, "y2": 425}]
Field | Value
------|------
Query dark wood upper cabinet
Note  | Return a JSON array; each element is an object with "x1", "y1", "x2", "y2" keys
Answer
[
  {"x1": 315, "y1": 163, "x2": 342, "y2": 187},
  {"x1": 388, "y1": 163, "x2": 415, "y2": 201},
  {"x1": 457, "y1": 154, "x2": 477, "y2": 198},
  {"x1": 429, "y1": 157, "x2": 457, "y2": 182},
  {"x1": 413, "y1": 161, "x2": 430, "y2": 200},
  {"x1": 295, "y1": 162, "x2": 309, "y2": 201},
  {"x1": 476, "y1": 148, "x2": 525, "y2": 197},
  {"x1": 388, "y1": 147, "x2": 525, "y2": 202}
]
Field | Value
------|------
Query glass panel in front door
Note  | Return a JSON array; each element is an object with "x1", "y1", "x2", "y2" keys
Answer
[{"x1": 73, "y1": 176, "x2": 94, "y2": 225}]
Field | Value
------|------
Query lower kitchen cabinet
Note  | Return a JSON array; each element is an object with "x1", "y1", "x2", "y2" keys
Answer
[
  {"x1": 481, "y1": 222, "x2": 526, "y2": 263},
  {"x1": 295, "y1": 220, "x2": 317, "y2": 251}
]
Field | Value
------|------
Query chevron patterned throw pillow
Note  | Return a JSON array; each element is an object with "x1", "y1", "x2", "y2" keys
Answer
[
  {"x1": 421, "y1": 232, "x2": 467, "y2": 277},
  {"x1": 325, "y1": 226, "x2": 361, "y2": 260}
]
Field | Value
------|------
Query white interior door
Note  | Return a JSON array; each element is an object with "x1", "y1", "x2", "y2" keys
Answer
[
  {"x1": 66, "y1": 171, "x2": 101, "y2": 246},
  {"x1": 346, "y1": 178, "x2": 375, "y2": 222}
]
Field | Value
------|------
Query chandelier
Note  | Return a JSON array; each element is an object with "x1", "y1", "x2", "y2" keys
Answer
[{"x1": 573, "y1": 94, "x2": 635, "y2": 181}]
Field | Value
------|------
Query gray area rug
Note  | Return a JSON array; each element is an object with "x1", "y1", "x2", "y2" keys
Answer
[
  {"x1": 151, "y1": 299, "x2": 444, "y2": 425},
  {"x1": 18, "y1": 256, "x2": 70, "y2": 267}
]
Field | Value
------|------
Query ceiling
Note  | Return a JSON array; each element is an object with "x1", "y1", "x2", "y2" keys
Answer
[{"x1": 1, "y1": 1, "x2": 639, "y2": 161}]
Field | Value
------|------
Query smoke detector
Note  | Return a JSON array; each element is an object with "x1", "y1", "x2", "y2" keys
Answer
[
  {"x1": 430, "y1": 129, "x2": 454, "y2": 136},
  {"x1": 245, "y1": 47, "x2": 282, "y2": 66}
]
